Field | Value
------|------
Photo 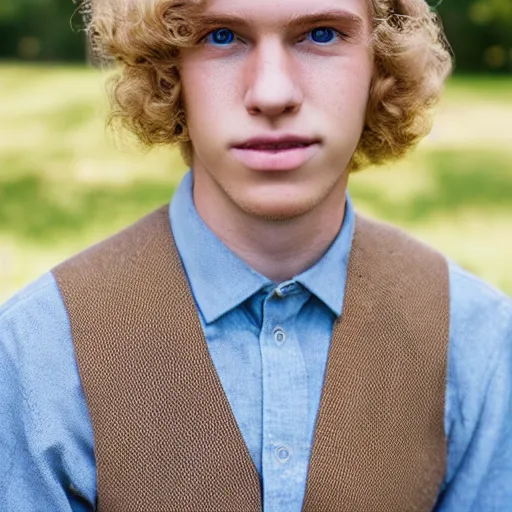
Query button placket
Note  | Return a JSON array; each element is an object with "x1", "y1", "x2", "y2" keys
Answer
[{"x1": 260, "y1": 287, "x2": 310, "y2": 510}]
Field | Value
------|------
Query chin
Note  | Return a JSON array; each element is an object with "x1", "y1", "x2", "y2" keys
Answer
[{"x1": 237, "y1": 196, "x2": 319, "y2": 222}]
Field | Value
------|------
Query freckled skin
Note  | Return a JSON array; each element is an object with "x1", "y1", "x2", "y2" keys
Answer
[{"x1": 179, "y1": 0, "x2": 373, "y2": 280}]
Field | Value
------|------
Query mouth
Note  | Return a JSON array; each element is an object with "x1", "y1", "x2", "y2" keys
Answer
[
  {"x1": 231, "y1": 136, "x2": 321, "y2": 171},
  {"x1": 235, "y1": 141, "x2": 315, "y2": 152}
]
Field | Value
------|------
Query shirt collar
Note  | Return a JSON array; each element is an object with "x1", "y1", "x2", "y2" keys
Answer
[
  {"x1": 170, "y1": 171, "x2": 355, "y2": 323},
  {"x1": 295, "y1": 195, "x2": 355, "y2": 316}
]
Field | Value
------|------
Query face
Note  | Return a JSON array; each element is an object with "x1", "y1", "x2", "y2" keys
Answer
[{"x1": 180, "y1": 0, "x2": 373, "y2": 221}]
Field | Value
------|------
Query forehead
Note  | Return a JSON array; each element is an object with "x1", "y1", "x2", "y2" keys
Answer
[{"x1": 202, "y1": 0, "x2": 370, "y2": 25}]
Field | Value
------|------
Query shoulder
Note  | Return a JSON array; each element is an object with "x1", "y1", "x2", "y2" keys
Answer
[
  {"x1": 448, "y1": 260, "x2": 511, "y2": 309},
  {"x1": 446, "y1": 261, "x2": 512, "y2": 405},
  {"x1": 0, "y1": 272, "x2": 75, "y2": 390},
  {"x1": 0, "y1": 272, "x2": 67, "y2": 332},
  {"x1": 446, "y1": 261, "x2": 512, "y2": 443},
  {"x1": 442, "y1": 263, "x2": 512, "y2": 503},
  {"x1": 448, "y1": 261, "x2": 512, "y2": 364},
  {"x1": 0, "y1": 273, "x2": 97, "y2": 507}
]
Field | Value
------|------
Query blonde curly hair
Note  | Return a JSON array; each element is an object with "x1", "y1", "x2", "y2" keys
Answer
[{"x1": 80, "y1": 0, "x2": 452, "y2": 170}]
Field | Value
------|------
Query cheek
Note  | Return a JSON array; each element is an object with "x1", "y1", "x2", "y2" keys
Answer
[
  {"x1": 181, "y1": 61, "x2": 240, "y2": 132},
  {"x1": 302, "y1": 56, "x2": 371, "y2": 126}
]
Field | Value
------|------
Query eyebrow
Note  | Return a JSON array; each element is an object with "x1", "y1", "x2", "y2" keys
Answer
[
  {"x1": 196, "y1": 8, "x2": 367, "y2": 33},
  {"x1": 287, "y1": 8, "x2": 366, "y2": 30}
]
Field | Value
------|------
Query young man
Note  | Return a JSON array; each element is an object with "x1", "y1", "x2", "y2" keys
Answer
[{"x1": 1, "y1": 0, "x2": 511, "y2": 510}]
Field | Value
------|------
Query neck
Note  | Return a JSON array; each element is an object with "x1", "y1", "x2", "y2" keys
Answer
[{"x1": 193, "y1": 174, "x2": 348, "y2": 283}]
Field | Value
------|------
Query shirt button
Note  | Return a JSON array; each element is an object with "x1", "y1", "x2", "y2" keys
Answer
[
  {"x1": 275, "y1": 445, "x2": 292, "y2": 464},
  {"x1": 273, "y1": 327, "x2": 286, "y2": 345}
]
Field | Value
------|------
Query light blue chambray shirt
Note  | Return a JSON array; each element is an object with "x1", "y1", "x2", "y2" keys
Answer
[{"x1": 1, "y1": 171, "x2": 511, "y2": 511}]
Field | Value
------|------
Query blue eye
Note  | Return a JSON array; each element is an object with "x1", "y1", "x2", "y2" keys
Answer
[
  {"x1": 309, "y1": 28, "x2": 338, "y2": 45},
  {"x1": 205, "y1": 29, "x2": 235, "y2": 46}
]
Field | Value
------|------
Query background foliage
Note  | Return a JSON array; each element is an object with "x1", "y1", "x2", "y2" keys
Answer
[{"x1": 1, "y1": 0, "x2": 512, "y2": 72}]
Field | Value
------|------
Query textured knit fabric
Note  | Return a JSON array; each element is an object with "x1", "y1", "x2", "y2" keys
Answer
[
  {"x1": 0, "y1": 172, "x2": 512, "y2": 510},
  {"x1": 53, "y1": 194, "x2": 448, "y2": 511}
]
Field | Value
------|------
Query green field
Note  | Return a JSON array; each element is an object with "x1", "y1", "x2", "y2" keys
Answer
[{"x1": 0, "y1": 64, "x2": 511, "y2": 302}]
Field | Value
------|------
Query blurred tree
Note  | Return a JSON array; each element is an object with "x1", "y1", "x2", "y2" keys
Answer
[
  {"x1": 0, "y1": 0, "x2": 85, "y2": 61},
  {"x1": 470, "y1": 0, "x2": 512, "y2": 23},
  {"x1": 436, "y1": 0, "x2": 512, "y2": 72}
]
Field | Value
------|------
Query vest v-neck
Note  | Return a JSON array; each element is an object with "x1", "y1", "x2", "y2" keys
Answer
[{"x1": 54, "y1": 206, "x2": 448, "y2": 511}]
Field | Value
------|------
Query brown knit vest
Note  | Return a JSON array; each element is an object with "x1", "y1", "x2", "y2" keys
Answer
[{"x1": 53, "y1": 206, "x2": 449, "y2": 512}]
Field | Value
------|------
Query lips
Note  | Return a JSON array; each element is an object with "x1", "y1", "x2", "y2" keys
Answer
[
  {"x1": 236, "y1": 141, "x2": 313, "y2": 151},
  {"x1": 233, "y1": 135, "x2": 319, "y2": 151},
  {"x1": 230, "y1": 135, "x2": 321, "y2": 171}
]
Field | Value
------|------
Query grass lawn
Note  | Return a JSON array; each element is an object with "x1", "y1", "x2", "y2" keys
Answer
[{"x1": 0, "y1": 63, "x2": 511, "y2": 302}]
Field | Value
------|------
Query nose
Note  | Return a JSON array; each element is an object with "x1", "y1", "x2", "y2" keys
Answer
[{"x1": 244, "y1": 40, "x2": 303, "y2": 118}]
